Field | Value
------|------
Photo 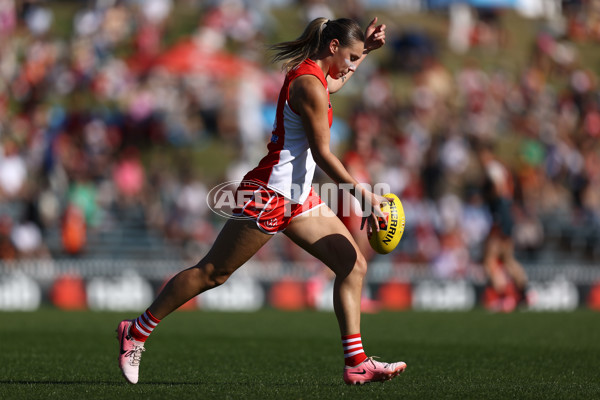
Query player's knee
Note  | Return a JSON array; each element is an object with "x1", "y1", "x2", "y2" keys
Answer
[
  {"x1": 209, "y1": 271, "x2": 230, "y2": 288},
  {"x1": 352, "y1": 253, "x2": 368, "y2": 279},
  {"x1": 194, "y1": 262, "x2": 231, "y2": 289},
  {"x1": 205, "y1": 264, "x2": 232, "y2": 288}
]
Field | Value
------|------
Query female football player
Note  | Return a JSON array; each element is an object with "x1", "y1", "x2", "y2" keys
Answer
[{"x1": 117, "y1": 16, "x2": 406, "y2": 385}]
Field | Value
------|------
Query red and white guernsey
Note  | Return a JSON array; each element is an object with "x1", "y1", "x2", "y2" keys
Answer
[{"x1": 242, "y1": 58, "x2": 333, "y2": 203}]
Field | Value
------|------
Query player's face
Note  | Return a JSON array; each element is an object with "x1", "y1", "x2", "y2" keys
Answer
[{"x1": 330, "y1": 39, "x2": 363, "y2": 80}]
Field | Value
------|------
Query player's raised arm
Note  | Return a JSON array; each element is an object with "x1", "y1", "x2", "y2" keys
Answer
[
  {"x1": 327, "y1": 17, "x2": 387, "y2": 94},
  {"x1": 290, "y1": 74, "x2": 388, "y2": 229}
]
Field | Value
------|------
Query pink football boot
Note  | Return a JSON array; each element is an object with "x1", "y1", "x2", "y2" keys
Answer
[
  {"x1": 116, "y1": 320, "x2": 145, "y2": 384},
  {"x1": 343, "y1": 357, "x2": 407, "y2": 385}
]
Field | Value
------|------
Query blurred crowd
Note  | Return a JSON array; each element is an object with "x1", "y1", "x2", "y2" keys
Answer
[
  {"x1": 0, "y1": 0, "x2": 275, "y2": 261},
  {"x1": 0, "y1": 0, "x2": 599, "y2": 277}
]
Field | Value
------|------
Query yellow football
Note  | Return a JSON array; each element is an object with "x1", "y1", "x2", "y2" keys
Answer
[{"x1": 368, "y1": 193, "x2": 405, "y2": 254}]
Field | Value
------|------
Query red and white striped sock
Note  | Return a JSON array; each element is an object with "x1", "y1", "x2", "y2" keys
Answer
[
  {"x1": 342, "y1": 333, "x2": 368, "y2": 367},
  {"x1": 129, "y1": 309, "x2": 161, "y2": 342}
]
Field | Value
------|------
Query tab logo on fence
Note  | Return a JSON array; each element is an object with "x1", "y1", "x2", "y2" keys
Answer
[{"x1": 0, "y1": 273, "x2": 41, "y2": 311}]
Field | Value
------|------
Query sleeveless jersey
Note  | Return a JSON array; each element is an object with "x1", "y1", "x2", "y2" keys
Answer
[{"x1": 242, "y1": 58, "x2": 333, "y2": 203}]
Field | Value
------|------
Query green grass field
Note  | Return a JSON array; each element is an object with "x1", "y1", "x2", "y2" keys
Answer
[{"x1": 0, "y1": 309, "x2": 598, "y2": 399}]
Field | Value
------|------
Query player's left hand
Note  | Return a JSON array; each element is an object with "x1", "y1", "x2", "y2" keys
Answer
[
  {"x1": 360, "y1": 193, "x2": 391, "y2": 234},
  {"x1": 364, "y1": 17, "x2": 386, "y2": 54}
]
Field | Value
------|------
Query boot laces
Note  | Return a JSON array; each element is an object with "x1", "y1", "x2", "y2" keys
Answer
[
  {"x1": 367, "y1": 356, "x2": 389, "y2": 369},
  {"x1": 127, "y1": 345, "x2": 145, "y2": 366}
]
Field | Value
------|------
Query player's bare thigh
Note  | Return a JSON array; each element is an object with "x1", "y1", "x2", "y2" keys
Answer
[
  {"x1": 201, "y1": 217, "x2": 273, "y2": 276},
  {"x1": 283, "y1": 204, "x2": 366, "y2": 276}
]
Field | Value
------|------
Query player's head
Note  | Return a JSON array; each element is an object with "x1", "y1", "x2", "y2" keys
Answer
[{"x1": 270, "y1": 17, "x2": 365, "y2": 76}]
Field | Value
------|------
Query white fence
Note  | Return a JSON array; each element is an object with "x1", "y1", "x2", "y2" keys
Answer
[{"x1": 0, "y1": 260, "x2": 599, "y2": 312}]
